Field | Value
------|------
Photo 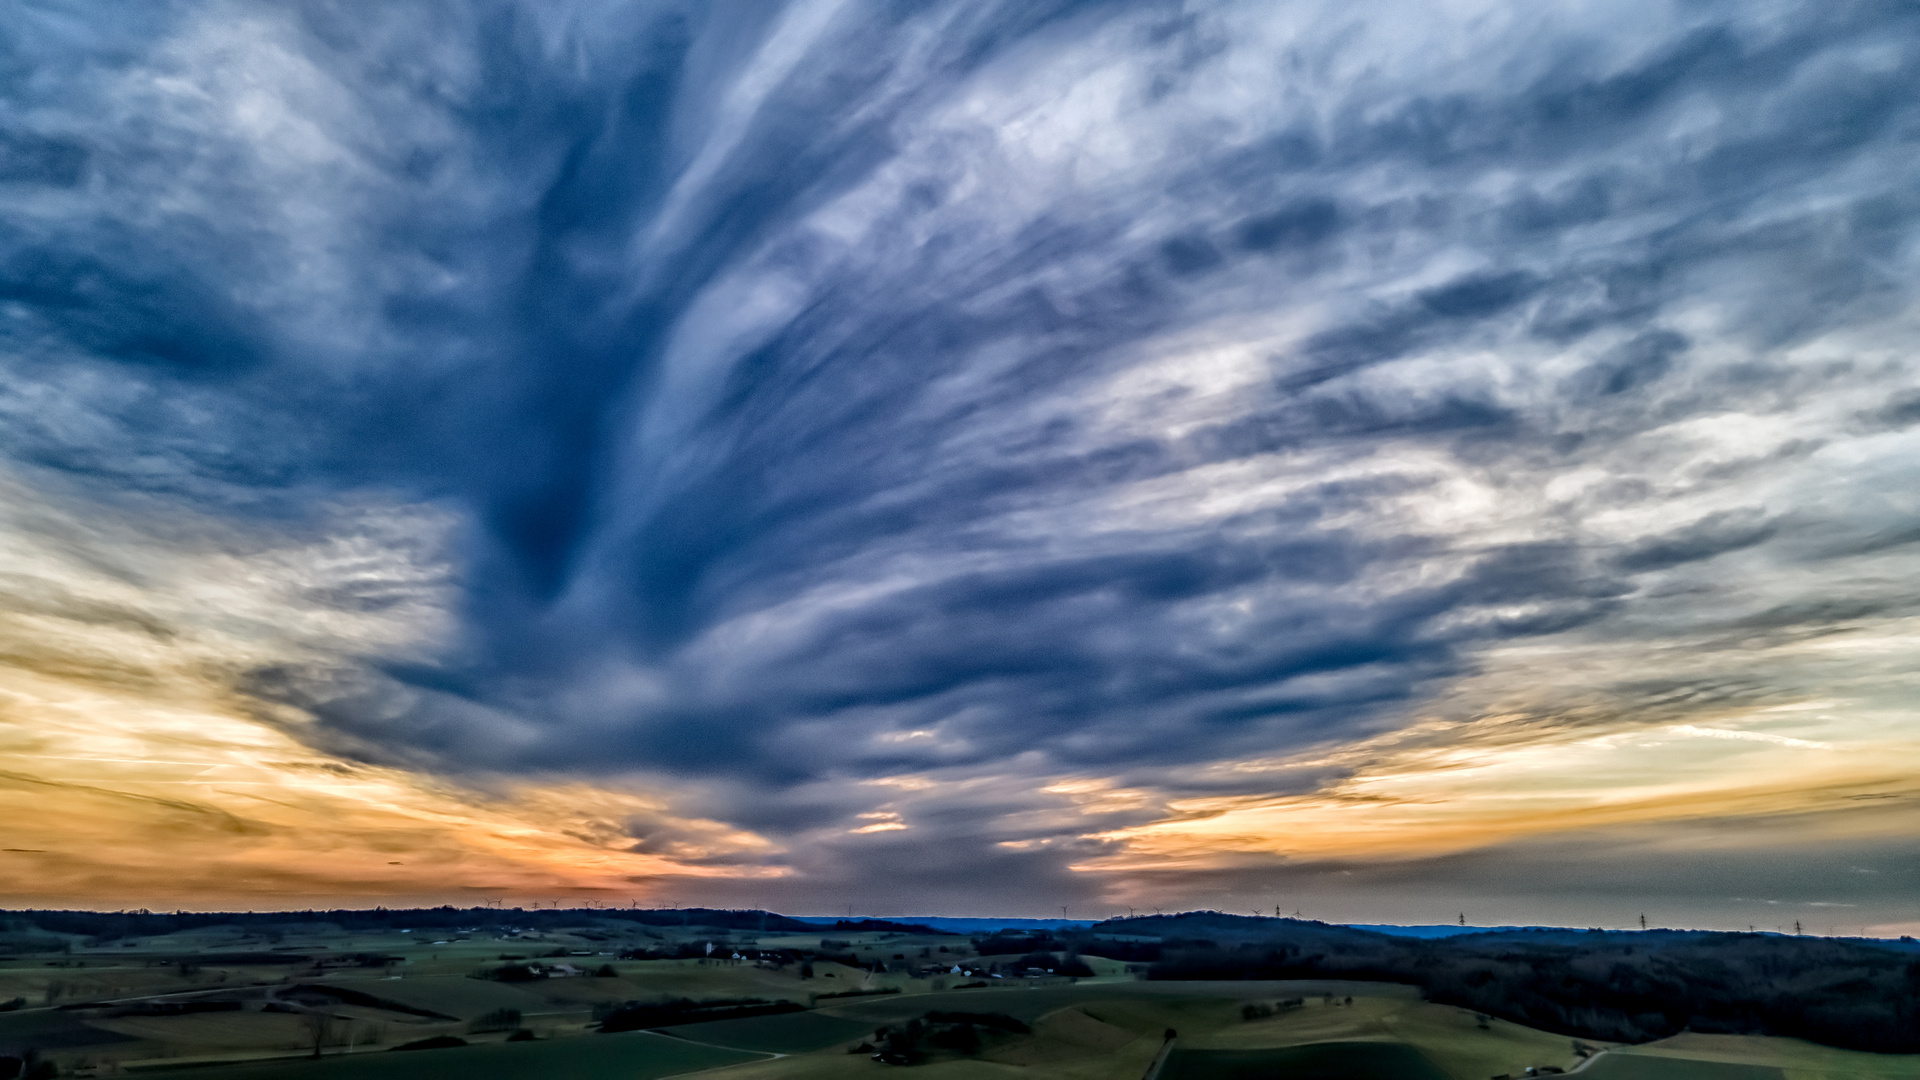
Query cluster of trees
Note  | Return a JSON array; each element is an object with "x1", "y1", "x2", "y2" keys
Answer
[
  {"x1": 1077, "y1": 938, "x2": 1163, "y2": 963},
  {"x1": 1107, "y1": 913, "x2": 1920, "y2": 1053},
  {"x1": 1241, "y1": 997, "x2": 1306, "y2": 1020},
  {"x1": 969, "y1": 930, "x2": 1061, "y2": 955},
  {"x1": 1004, "y1": 952, "x2": 1093, "y2": 977},
  {"x1": 967, "y1": 932, "x2": 1095, "y2": 977},
  {"x1": 819, "y1": 919, "x2": 953, "y2": 935},
  {"x1": 468, "y1": 1007, "x2": 522, "y2": 1033},
  {"x1": 481, "y1": 961, "x2": 569, "y2": 982},
  {"x1": 852, "y1": 1011, "x2": 1030, "y2": 1065},
  {"x1": 972, "y1": 928, "x2": 1170, "y2": 966},
  {"x1": 595, "y1": 997, "x2": 804, "y2": 1033},
  {"x1": 276, "y1": 983, "x2": 453, "y2": 1020}
]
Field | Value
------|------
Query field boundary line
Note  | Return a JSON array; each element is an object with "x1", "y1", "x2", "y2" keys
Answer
[
  {"x1": 1141, "y1": 1036, "x2": 1176, "y2": 1080},
  {"x1": 643, "y1": 1026, "x2": 785, "y2": 1061},
  {"x1": 1566, "y1": 1047, "x2": 1608, "y2": 1073}
]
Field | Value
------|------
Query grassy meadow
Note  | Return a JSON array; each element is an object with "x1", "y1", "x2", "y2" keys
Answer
[{"x1": 0, "y1": 913, "x2": 1914, "y2": 1079}]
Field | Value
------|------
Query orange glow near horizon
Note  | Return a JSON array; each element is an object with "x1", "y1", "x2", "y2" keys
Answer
[
  {"x1": 1077, "y1": 715, "x2": 1920, "y2": 870},
  {"x1": 0, "y1": 656, "x2": 785, "y2": 909},
  {"x1": 0, "y1": 471, "x2": 779, "y2": 910},
  {"x1": 2, "y1": 465, "x2": 1918, "y2": 922}
]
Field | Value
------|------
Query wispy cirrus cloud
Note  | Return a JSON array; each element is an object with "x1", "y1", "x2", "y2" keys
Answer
[
  {"x1": 0, "y1": 466, "x2": 778, "y2": 908},
  {"x1": 0, "y1": 0, "x2": 1918, "y2": 923}
]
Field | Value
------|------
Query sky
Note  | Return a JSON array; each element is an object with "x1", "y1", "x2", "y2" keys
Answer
[{"x1": 0, "y1": 0, "x2": 1916, "y2": 935}]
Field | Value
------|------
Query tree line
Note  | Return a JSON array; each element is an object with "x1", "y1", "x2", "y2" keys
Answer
[{"x1": 1085, "y1": 913, "x2": 1920, "y2": 1053}]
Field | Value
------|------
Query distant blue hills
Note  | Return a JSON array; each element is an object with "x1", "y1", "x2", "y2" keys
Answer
[
  {"x1": 794, "y1": 916, "x2": 1096, "y2": 933},
  {"x1": 799, "y1": 915, "x2": 1916, "y2": 947},
  {"x1": 802, "y1": 916, "x2": 1570, "y2": 938},
  {"x1": 1349, "y1": 923, "x2": 1548, "y2": 939}
]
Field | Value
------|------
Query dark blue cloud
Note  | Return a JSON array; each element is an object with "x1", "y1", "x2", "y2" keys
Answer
[{"x1": 4, "y1": 0, "x2": 1920, "y2": 902}]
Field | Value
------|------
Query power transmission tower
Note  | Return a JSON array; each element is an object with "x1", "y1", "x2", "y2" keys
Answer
[{"x1": 1639, "y1": 913, "x2": 1646, "y2": 930}]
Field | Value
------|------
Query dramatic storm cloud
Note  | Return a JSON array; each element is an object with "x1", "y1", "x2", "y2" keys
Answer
[{"x1": 1, "y1": 0, "x2": 1917, "y2": 930}]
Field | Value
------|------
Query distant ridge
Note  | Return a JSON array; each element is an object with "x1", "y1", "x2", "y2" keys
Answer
[
  {"x1": 1346, "y1": 923, "x2": 1555, "y2": 939},
  {"x1": 1076, "y1": 910, "x2": 1920, "y2": 1053},
  {"x1": 795, "y1": 916, "x2": 1096, "y2": 933},
  {"x1": 785, "y1": 917, "x2": 959, "y2": 935}
]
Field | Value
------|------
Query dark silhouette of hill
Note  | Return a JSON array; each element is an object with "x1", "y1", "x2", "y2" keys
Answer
[
  {"x1": 3, "y1": 906, "x2": 817, "y2": 941},
  {"x1": 809, "y1": 918, "x2": 957, "y2": 936},
  {"x1": 1081, "y1": 913, "x2": 1920, "y2": 1053},
  {"x1": 8, "y1": 907, "x2": 1915, "y2": 1054}
]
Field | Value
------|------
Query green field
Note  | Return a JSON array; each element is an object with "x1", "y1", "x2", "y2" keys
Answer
[
  {"x1": 5, "y1": 917, "x2": 1918, "y2": 1080},
  {"x1": 1162, "y1": 1040, "x2": 1451, "y2": 1080},
  {"x1": 667, "y1": 1009, "x2": 875, "y2": 1053},
  {"x1": 0, "y1": 1007, "x2": 138, "y2": 1050},
  {"x1": 817, "y1": 978, "x2": 1411, "y2": 1027},
  {"x1": 74, "y1": 981, "x2": 1920, "y2": 1080},
  {"x1": 130, "y1": 1029, "x2": 762, "y2": 1080},
  {"x1": 319, "y1": 975, "x2": 546, "y2": 1021},
  {"x1": 1582, "y1": 1055, "x2": 1786, "y2": 1080},
  {"x1": 1603, "y1": 1033, "x2": 1920, "y2": 1080}
]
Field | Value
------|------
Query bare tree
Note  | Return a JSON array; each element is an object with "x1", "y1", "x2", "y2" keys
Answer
[{"x1": 302, "y1": 1010, "x2": 334, "y2": 1059}]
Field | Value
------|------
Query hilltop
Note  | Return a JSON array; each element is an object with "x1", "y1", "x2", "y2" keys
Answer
[{"x1": 1070, "y1": 912, "x2": 1920, "y2": 1052}]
